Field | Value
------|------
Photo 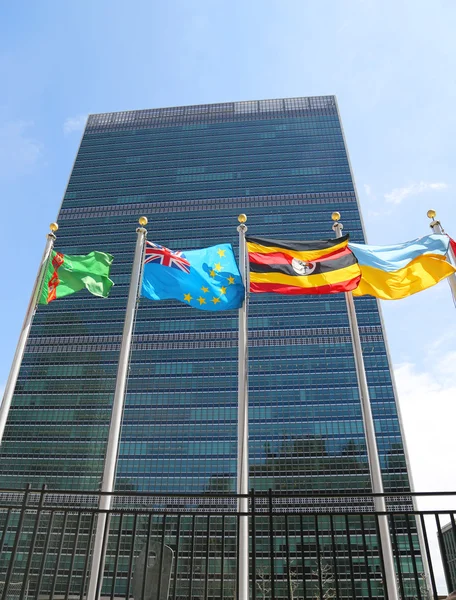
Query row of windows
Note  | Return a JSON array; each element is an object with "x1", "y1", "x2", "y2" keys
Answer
[
  {"x1": 86, "y1": 109, "x2": 339, "y2": 135},
  {"x1": 86, "y1": 99, "x2": 337, "y2": 130},
  {"x1": 80, "y1": 124, "x2": 346, "y2": 151},
  {"x1": 62, "y1": 185, "x2": 356, "y2": 208},
  {"x1": 76, "y1": 141, "x2": 347, "y2": 167},
  {"x1": 59, "y1": 190, "x2": 357, "y2": 216},
  {"x1": 87, "y1": 106, "x2": 339, "y2": 130},
  {"x1": 73, "y1": 156, "x2": 351, "y2": 177},
  {"x1": 65, "y1": 175, "x2": 354, "y2": 198},
  {"x1": 76, "y1": 141, "x2": 346, "y2": 166},
  {"x1": 31, "y1": 313, "x2": 380, "y2": 332},
  {"x1": 20, "y1": 356, "x2": 390, "y2": 379}
]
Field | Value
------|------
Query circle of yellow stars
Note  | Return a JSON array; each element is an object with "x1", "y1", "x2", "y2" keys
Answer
[{"x1": 182, "y1": 247, "x2": 238, "y2": 307}]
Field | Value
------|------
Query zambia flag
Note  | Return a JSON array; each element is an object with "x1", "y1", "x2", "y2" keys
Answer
[
  {"x1": 246, "y1": 234, "x2": 360, "y2": 295},
  {"x1": 39, "y1": 250, "x2": 114, "y2": 304}
]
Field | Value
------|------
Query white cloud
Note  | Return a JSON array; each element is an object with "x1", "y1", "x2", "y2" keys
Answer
[
  {"x1": 63, "y1": 114, "x2": 87, "y2": 135},
  {"x1": 393, "y1": 337, "x2": 456, "y2": 593},
  {"x1": 363, "y1": 183, "x2": 372, "y2": 196},
  {"x1": 385, "y1": 181, "x2": 448, "y2": 204},
  {"x1": 0, "y1": 120, "x2": 42, "y2": 177}
]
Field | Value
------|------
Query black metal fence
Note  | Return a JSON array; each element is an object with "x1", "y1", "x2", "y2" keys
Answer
[{"x1": 0, "y1": 487, "x2": 454, "y2": 600}]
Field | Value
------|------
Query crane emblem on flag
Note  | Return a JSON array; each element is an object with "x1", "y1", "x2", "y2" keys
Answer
[
  {"x1": 144, "y1": 242, "x2": 191, "y2": 273},
  {"x1": 291, "y1": 258, "x2": 316, "y2": 276}
]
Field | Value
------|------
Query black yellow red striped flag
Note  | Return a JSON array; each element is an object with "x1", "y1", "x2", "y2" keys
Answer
[{"x1": 246, "y1": 234, "x2": 361, "y2": 295}]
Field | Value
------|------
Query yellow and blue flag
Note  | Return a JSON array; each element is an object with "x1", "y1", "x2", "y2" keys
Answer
[
  {"x1": 141, "y1": 241, "x2": 245, "y2": 310},
  {"x1": 348, "y1": 234, "x2": 456, "y2": 300}
]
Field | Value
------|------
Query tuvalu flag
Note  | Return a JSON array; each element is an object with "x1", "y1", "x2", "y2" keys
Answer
[
  {"x1": 246, "y1": 234, "x2": 361, "y2": 294},
  {"x1": 141, "y1": 241, "x2": 245, "y2": 311}
]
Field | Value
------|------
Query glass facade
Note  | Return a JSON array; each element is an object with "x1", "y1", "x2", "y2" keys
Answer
[{"x1": 0, "y1": 96, "x2": 412, "y2": 498}]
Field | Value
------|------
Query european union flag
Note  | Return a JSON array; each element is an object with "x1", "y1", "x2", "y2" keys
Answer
[{"x1": 141, "y1": 242, "x2": 245, "y2": 311}]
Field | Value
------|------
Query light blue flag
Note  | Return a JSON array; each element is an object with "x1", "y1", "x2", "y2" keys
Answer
[
  {"x1": 348, "y1": 234, "x2": 450, "y2": 272},
  {"x1": 141, "y1": 242, "x2": 245, "y2": 311}
]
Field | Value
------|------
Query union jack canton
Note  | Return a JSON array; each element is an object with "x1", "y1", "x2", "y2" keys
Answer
[{"x1": 144, "y1": 241, "x2": 191, "y2": 274}]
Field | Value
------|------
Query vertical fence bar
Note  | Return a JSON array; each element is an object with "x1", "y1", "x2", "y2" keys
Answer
[
  {"x1": 285, "y1": 514, "x2": 292, "y2": 600},
  {"x1": 268, "y1": 489, "x2": 276, "y2": 600},
  {"x1": 66, "y1": 511, "x2": 83, "y2": 600},
  {"x1": 329, "y1": 514, "x2": 340, "y2": 599},
  {"x1": 299, "y1": 514, "x2": 307, "y2": 600},
  {"x1": 125, "y1": 513, "x2": 138, "y2": 600},
  {"x1": 373, "y1": 514, "x2": 389, "y2": 600},
  {"x1": 189, "y1": 515, "x2": 196, "y2": 600},
  {"x1": 418, "y1": 514, "x2": 438, "y2": 599},
  {"x1": 406, "y1": 514, "x2": 421, "y2": 599},
  {"x1": 19, "y1": 484, "x2": 47, "y2": 600},
  {"x1": 251, "y1": 489, "x2": 256, "y2": 600},
  {"x1": 360, "y1": 514, "x2": 373, "y2": 600},
  {"x1": 80, "y1": 512, "x2": 96, "y2": 600},
  {"x1": 345, "y1": 515, "x2": 357, "y2": 599},
  {"x1": 236, "y1": 512, "x2": 240, "y2": 600},
  {"x1": 436, "y1": 515, "x2": 452, "y2": 595},
  {"x1": 50, "y1": 511, "x2": 69, "y2": 600},
  {"x1": 1, "y1": 484, "x2": 31, "y2": 600},
  {"x1": 172, "y1": 514, "x2": 181, "y2": 600},
  {"x1": 314, "y1": 515, "x2": 324, "y2": 600},
  {"x1": 220, "y1": 515, "x2": 225, "y2": 600},
  {"x1": 390, "y1": 515, "x2": 405, "y2": 600},
  {"x1": 141, "y1": 514, "x2": 153, "y2": 600},
  {"x1": 157, "y1": 515, "x2": 167, "y2": 600},
  {"x1": 36, "y1": 510, "x2": 55, "y2": 599},
  {"x1": 203, "y1": 515, "x2": 210, "y2": 600},
  {"x1": 94, "y1": 509, "x2": 111, "y2": 600},
  {"x1": 110, "y1": 513, "x2": 124, "y2": 600},
  {"x1": 449, "y1": 513, "x2": 456, "y2": 588}
]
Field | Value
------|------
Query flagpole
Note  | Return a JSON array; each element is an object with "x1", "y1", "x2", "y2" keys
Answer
[
  {"x1": 0, "y1": 222, "x2": 58, "y2": 444},
  {"x1": 427, "y1": 209, "x2": 456, "y2": 304},
  {"x1": 86, "y1": 217, "x2": 148, "y2": 600},
  {"x1": 237, "y1": 213, "x2": 249, "y2": 600},
  {"x1": 331, "y1": 212, "x2": 399, "y2": 600}
]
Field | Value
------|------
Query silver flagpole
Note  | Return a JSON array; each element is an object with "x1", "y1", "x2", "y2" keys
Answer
[
  {"x1": 331, "y1": 212, "x2": 399, "y2": 600},
  {"x1": 237, "y1": 214, "x2": 249, "y2": 600},
  {"x1": 86, "y1": 216, "x2": 148, "y2": 600},
  {"x1": 427, "y1": 209, "x2": 456, "y2": 304},
  {"x1": 0, "y1": 222, "x2": 58, "y2": 444}
]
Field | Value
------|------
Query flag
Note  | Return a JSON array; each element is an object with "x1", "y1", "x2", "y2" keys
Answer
[
  {"x1": 449, "y1": 236, "x2": 456, "y2": 257},
  {"x1": 348, "y1": 234, "x2": 456, "y2": 300},
  {"x1": 141, "y1": 242, "x2": 245, "y2": 311},
  {"x1": 39, "y1": 250, "x2": 114, "y2": 304},
  {"x1": 246, "y1": 234, "x2": 360, "y2": 294}
]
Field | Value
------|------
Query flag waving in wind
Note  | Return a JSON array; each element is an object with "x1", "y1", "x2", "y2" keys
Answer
[
  {"x1": 141, "y1": 241, "x2": 245, "y2": 311},
  {"x1": 246, "y1": 234, "x2": 361, "y2": 294},
  {"x1": 39, "y1": 250, "x2": 114, "y2": 304},
  {"x1": 349, "y1": 234, "x2": 456, "y2": 300}
]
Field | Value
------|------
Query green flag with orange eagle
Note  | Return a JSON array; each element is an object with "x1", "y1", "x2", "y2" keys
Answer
[
  {"x1": 39, "y1": 250, "x2": 114, "y2": 304},
  {"x1": 246, "y1": 234, "x2": 360, "y2": 294}
]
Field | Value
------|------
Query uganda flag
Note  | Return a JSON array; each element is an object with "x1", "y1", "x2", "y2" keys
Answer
[{"x1": 246, "y1": 234, "x2": 361, "y2": 295}]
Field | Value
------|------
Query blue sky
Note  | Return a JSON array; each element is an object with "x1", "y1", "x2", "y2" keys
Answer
[{"x1": 1, "y1": 0, "x2": 455, "y2": 585}]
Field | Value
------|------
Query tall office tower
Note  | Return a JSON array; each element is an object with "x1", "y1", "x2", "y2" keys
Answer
[{"x1": 0, "y1": 96, "x2": 412, "y2": 499}]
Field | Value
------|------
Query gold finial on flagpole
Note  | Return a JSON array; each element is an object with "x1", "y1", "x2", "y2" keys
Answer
[
  {"x1": 49, "y1": 222, "x2": 58, "y2": 232},
  {"x1": 427, "y1": 209, "x2": 436, "y2": 220},
  {"x1": 238, "y1": 214, "x2": 247, "y2": 224},
  {"x1": 138, "y1": 216, "x2": 148, "y2": 226},
  {"x1": 331, "y1": 212, "x2": 343, "y2": 235}
]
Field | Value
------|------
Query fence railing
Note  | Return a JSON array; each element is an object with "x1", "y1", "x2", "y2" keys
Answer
[{"x1": 0, "y1": 487, "x2": 454, "y2": 600}]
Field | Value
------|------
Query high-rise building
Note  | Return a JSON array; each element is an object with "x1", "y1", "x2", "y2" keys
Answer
[{"x1": 0, "y1": 95, "x2": 412, "y2": 500}]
